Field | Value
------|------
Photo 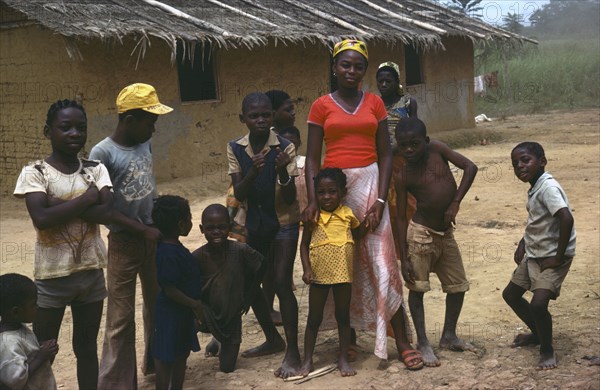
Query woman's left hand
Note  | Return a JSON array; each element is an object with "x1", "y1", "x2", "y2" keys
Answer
[{"x1": 365, "y1": 201, "x2": 385, "y2": 232}]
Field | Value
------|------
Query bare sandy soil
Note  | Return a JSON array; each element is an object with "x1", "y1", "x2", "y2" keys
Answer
[{"x1": 1, "y1": 109, "x2": 599, "y2": 389}]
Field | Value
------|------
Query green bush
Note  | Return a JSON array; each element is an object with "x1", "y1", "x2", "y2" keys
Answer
[{"x1": 475, "y1": 38, "x2": 600, "y2": 116}]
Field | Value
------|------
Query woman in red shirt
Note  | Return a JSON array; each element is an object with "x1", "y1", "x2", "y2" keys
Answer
[{"x1": 303, "y1": 40, "x2": 423, "y2": 370}]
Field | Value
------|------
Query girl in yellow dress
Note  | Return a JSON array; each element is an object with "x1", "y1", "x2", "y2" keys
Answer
[{"x1": 299, "y1": 168, "x2": 368, "y2": 377}]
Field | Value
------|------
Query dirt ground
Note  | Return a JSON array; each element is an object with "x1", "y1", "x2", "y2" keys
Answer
[{"x1": 1, "y1": 109, "x2": 599, "y2": 389}]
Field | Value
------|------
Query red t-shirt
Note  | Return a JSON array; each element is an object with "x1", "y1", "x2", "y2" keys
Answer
[{"x1": 307, "y1": 92, "x2": 388, "y2": 169}]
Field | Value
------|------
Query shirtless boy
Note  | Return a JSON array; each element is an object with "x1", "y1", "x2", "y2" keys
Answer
[{"x1": 394, "y1": 117, "x2": 478, "y2": 367}]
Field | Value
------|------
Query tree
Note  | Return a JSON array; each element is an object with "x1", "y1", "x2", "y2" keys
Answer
[
  {"x1": 445, "y1": 0, "x2": 484, "y2": 17},
  {"x1": 528, "y1": 0, "x2": 600, "y2": 38},
  {"x1": 502, "y1": 12, "x2": 524, "y2": 34}
]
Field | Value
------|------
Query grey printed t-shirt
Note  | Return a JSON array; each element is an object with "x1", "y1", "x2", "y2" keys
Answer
[{"x1": 90, "y1": 137, "x2": 157, "y2": 232}]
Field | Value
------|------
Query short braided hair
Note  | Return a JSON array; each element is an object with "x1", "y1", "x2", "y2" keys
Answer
[
  {"x1": 265, "y1": 90, "x2": 291, "y2": 111},
  {"x1": 46, "y1": 99, "x2": 86, "y2": 126},
  {"x1": 279, "y1": 126, "x2": 301, "y2": 140},
  {"x1": 152, "y1": 195, "x2": 191, "y2": 235},
  {"x1": 313, "y1": 167, "x2": 347, "y2": 191},
  {"x1": 241, "y1": 92, "x2": 272, "y2": 114},
  {"x1": 512, "y1": 142, "x2": 545, "y2": 158}
]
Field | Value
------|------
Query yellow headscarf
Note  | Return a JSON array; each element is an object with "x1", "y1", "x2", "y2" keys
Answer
[
  {"x1": 332, "y1": 39, "x2": 368, "y2": 60},
  {"x1": 378, "y1": 61, "x2": 400, "y2": 78}
]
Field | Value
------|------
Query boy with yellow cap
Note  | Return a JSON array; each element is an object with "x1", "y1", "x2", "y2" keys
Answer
[{"x1": 90, "y1": 83, "x2": 172, "y2": 389}]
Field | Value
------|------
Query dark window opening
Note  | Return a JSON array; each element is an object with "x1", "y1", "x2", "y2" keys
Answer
[
  {"x1": 176, "y1": 42, "x2": 217, "y2": 101},
  {"x1": 404, "y1": 44, "x2": 423, "y2": 86}
]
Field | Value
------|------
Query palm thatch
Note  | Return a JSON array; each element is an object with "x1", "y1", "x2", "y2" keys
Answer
[{"x1": 1, "y1": 0, "x2": 537, "y2": 60}]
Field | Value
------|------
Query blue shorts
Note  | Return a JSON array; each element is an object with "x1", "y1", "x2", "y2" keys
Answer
[{"x1": 274, "y1": 223, "x2": 300, "y2": 240}]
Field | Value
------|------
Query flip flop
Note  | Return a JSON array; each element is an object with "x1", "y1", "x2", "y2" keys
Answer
[{"x1": 400, "y1": 349, "x2": 424, "y2": 371}]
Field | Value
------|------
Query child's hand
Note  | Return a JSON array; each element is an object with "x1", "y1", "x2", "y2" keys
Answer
[
  {"x1": 39, "y1": 339, "x2": 59, "y2": 360},
  {"x1": 252, "y1": 152, "x2": 266, "y2": 171},
  {"x1": 539, "y1": 256, "x2": 562, "y2": 272},
  {"x1": 302, "y1": 268, "x2": 313, "y2": 285},
  {"x1": 302, "y1": 203, "x2": 320, "y2": 225},
  {"x1": 444, "y1": 201, "x2": 460, "y2": 227},
  {"x1": 192, "y1": 300, "x2": 205, "y2": 319},
  {"x1": 513, "y1": 240, "x2": 525, "y2": 265},
  {"x1": 142, "y1": 226, "x2": 161, "y2": 242},
  {"x1": 275, "y1": 147, "x2": 291, "y2": 171},
  {"x1": 400, "y1": 259, "x2": 416, "y2": 285}
]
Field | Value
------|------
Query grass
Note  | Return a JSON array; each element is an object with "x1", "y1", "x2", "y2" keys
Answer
[{"x1": 475, "y1": 38, "x2": 600, "y2": 117}]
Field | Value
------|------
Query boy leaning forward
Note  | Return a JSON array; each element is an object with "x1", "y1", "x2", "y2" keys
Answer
[
  {"x1": 394, "y1": 117, "x2": 479, "y2": 368},
  {"x1": 90, "y1": 83, "x2": 172, "y2": 389}
]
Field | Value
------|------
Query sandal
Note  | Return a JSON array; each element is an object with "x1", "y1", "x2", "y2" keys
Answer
[{"x1": 400, "y1": 349, "x2": 424, "y2": 371}]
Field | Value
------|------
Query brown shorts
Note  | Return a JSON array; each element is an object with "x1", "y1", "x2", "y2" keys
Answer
[
  {"x1": 406, "y1": 220, "x2": 469, "y2": 294},
  {"x1": 510, "y1": 255, "x2": 572, "y2": 299}
]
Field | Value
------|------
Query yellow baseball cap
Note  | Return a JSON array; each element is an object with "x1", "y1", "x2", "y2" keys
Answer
[{"x1": 116, "y1": 83, "x2": 173, "y2": 115}]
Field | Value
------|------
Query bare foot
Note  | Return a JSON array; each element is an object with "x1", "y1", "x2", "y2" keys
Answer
[
  {"x1": 338, "y1": 356, "x2": 356, "y2": 377},
  {"x1": 417, "y1": 343, "x2": 440, "y2": 367},
  {"x1": 274, "y1": 350, "x2": 302, "y2": 379},
  {"x1": 270, "y1": 310, "x2": 283, "y2": 326},
  {"x1": 537, "y1": 350, "x2": 558, "y2": 370},
  {"x1": 298, "y1": 359, "x2": 313, "y2": 377},
  {"x1": 338, "y1": 344, "x2": 358, "y2": 362},
  {"x1": 583, "y1": 355, "x2": 600, "y2": 366},
  {"x1": 205, "y1": 337, "x2": 220, "y2": 357},
  {"x1": 511, "y1": 333, "x2": 540, "y2": 348},
  {"x1": 241, "y1": 338, "x2": 285, "y2": 358},
  {"x1": 439, "y1": 336, "x2": 478, "y2": 353}
]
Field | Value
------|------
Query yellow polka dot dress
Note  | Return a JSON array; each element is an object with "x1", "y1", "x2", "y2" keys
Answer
[{"x1": 309, "y1": 205, "x2": 360, "y2": 285}]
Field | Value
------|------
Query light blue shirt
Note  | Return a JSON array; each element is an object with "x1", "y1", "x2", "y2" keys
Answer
[
  {"x1": 89, "y1": 137, "x2": 157, "y2": 232},
  {"x1": 525, "y1": 172, "x2": 576, "y2": 258}
]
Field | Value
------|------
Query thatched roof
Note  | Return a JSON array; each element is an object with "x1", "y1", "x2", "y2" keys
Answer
[{"x1": 1, "y1": 0, "x2": 536, "y2": 59}]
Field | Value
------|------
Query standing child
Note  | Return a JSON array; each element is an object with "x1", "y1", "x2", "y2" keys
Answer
[
  {"x1": 265, "y1": 90, "x2": 296, "y2": 133},
  {"x1": 0, "y1": 273, "x2": 58, "y2": 390},
  {"x1": 13, "y1": 99, "x2": 112, "y2": 389},
  {"x1": 226, "y1": 92, "x2": 300, "y2": 378},
  {"x1": 90, "y1": 83, "x2": 172, "y2": 388},
  {"x1": 193, "y1": 204, "x2": 265, "y2": 373},
  {"x1": 299, "y1": 168, "x2": 368, "y2": 377},
  {"x1": 394, "y1": 117, "x2": 478, "y2": 367},
  {"x1": 502, "y1": 142, "x2": 576, "y2": 370},
  {"x1": 279, "y1": 126, "x2": 308, "y2": 213},
  {"x1": 151, "y1": 195, "x2": 201, "y2": 390},
  {"x1": 264, "y1": 90, "x2": 298, "y2": 324}
]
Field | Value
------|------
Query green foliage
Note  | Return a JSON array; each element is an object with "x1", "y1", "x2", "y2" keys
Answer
[
  {"x1": 527, "y1": 0, "x2": 600, "y2": 38},
  {"x1": 475, "y1": 38, "x2": 600, "y2": 116},
  {"x1": 502, "y1": 12, "x2": 524, "y2": 34},
  {"x1": 473, "y1": 0, "x2": 600, "y2": 117},
  {"x1": 444, "y1": 0, "x2": 483, "y2": 16}
]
